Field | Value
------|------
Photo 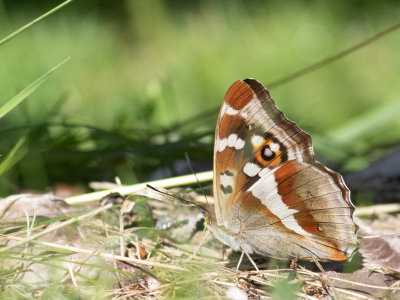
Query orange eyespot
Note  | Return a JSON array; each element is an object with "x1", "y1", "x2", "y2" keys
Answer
[{"x1": 254, "y1": 139, "x2": 283, "y2": 168}]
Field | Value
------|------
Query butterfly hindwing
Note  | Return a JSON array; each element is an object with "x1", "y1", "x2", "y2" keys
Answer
[{"x1": 212, "y1": 78, "x2": 357, "y2": 261}]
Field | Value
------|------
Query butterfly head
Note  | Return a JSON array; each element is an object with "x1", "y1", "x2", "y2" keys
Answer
[{"x1": 200, "y1": 203, "x2": 216, "y2": 226}]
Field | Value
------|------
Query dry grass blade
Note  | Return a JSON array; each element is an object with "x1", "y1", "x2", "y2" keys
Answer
[
  {"x1": 0, "y1": 203, "x2": 112, "y2": 252},
  {"x1": 65, "y1": 171, "x2": 213, "y2": 205},
  {"x1": 2, "y1": 235, "x2": 184, "y2": 271}
]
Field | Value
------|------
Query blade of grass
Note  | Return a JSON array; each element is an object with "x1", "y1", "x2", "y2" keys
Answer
[
  {"x1": 0, "y1": 0, "x2": 74, "y2": 46},
  {"x1": 4, "y1": 235, "x2": 185, "y2": 271},
  {"x1": 0, "y1": 203, "x2": 112, "y2": 253},
  {"x1": 0, "y1": 255, "x2": 96, "y2": 284},
  {"x1": 2, "y1": 250, "x2": 140, "y2": 277},
  {"x1": 0, "y1": 134, "x2": 28, "y2": 175},
  {"x1": 0, "y1": 57, "x2": 70, "y2": 119}
]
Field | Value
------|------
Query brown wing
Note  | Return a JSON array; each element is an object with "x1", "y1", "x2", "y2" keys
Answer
[{"x1": 213, "y1": 79, "x2": 357, "y2": 260}]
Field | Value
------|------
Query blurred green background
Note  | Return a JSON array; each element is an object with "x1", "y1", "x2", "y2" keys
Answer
[{"x1": 0, "y1": 0, "x2": 399, "y2": 200}]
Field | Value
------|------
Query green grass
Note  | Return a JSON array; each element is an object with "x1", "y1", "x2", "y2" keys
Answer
[{"x1": 0, "y1": 2, "x2": 399, "y2": 193}]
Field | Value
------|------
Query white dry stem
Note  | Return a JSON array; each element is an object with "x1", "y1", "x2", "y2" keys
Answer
[
  {"x1": 297, "y1": 268, "x2": 400, "y2": 292},
  {"x1": 212, "y1": 280, "x2": 236, "y2": 287},
  {"x1": 354, "y1": 203, "x2": 400, "y2": 216},
  {"x1": 119, "y1": 210, "x2": 125, "y2": 259},
  {"x1": 65, "y1": 170, "x2": 214, "y2": 205},
  {"x1": 115, "y1": 176, "x2": 122, "y2": 186},
  {"x1": 68, "y1": 266, "x2": 78, "y2": 287},
  {"x1": 24, "y1": 210, "x2": 30, "y2": 238},
  {"x1": 185, "y1": 230, "x2": 210, "y2": 262},
  {"x1": 135, "y1": 236, "x2": 141, "y2": 260},
  {"x1": 24, "y1": 208, "x2": 36, "y2": 238}
]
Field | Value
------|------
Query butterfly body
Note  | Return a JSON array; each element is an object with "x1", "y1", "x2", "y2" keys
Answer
[{"x1": 208, "y1": 79, "x2": 357, "y2": 261}]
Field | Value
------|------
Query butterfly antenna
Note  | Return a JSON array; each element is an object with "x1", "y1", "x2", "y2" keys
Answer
[
  {"x1": 184, "y1": 152, "x2": 210, "y2": 207},
  {"x1": 145, "y1": 184, "x2": 206, "y2": 211}
]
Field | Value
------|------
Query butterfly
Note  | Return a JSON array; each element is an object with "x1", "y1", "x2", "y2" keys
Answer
[{"x1": 204, "y1": 78, "x2": 358, "y2": 262}]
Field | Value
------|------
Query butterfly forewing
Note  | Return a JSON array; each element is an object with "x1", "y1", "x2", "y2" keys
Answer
[{"x1": 212, "y1": 78, "x2": 357, "y2": 261}]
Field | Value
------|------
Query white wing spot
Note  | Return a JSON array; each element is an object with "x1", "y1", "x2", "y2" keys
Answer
[
  {"x1": 218, "y1": 138, "x2": 228, "y2": 152},
  {"x1": 220, "y1": 172, "x2": 234, "y2": 188},
  {"x1": 220, "y1": 103, "x2": 228, "y2": 117},
  {"x1": 235, "y1": 137, "x2": 245, "y2": 149},
  {"x1": 226, "y1": 134, "x2": 245, "y2": 150},
  {"x1": 269, "y1": 142, "x2": 280, "y2": 152},
  {"x1": 243, "y1": 162, "x2": 261, "y2": 177},
  {"x1": 251, "y1": 135, "x2": 264, "y2": 147},
  {"x1": 258, "y1": 168, "x2": 273, "y2": 177},
  {"x1": 227, "y1": 134, "x2": 238, "y2": 148},
  {"x1": 218, "y1": 134, "x2": 245, "y2": 151},
  {"x1": 220, "y1": 103, "x2": 239, "y2": 117},
  {"x1": 226, "y1": 106, "x2": 238, "y2": 115}
]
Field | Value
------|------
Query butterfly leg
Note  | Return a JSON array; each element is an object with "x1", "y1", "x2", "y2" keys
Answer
[
  {"x1": 236, "y1": 251, "x2": 245, "y2": 270},
  {"x1": 244, "y1": 251, "x2": 260, "y2": 271}
]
